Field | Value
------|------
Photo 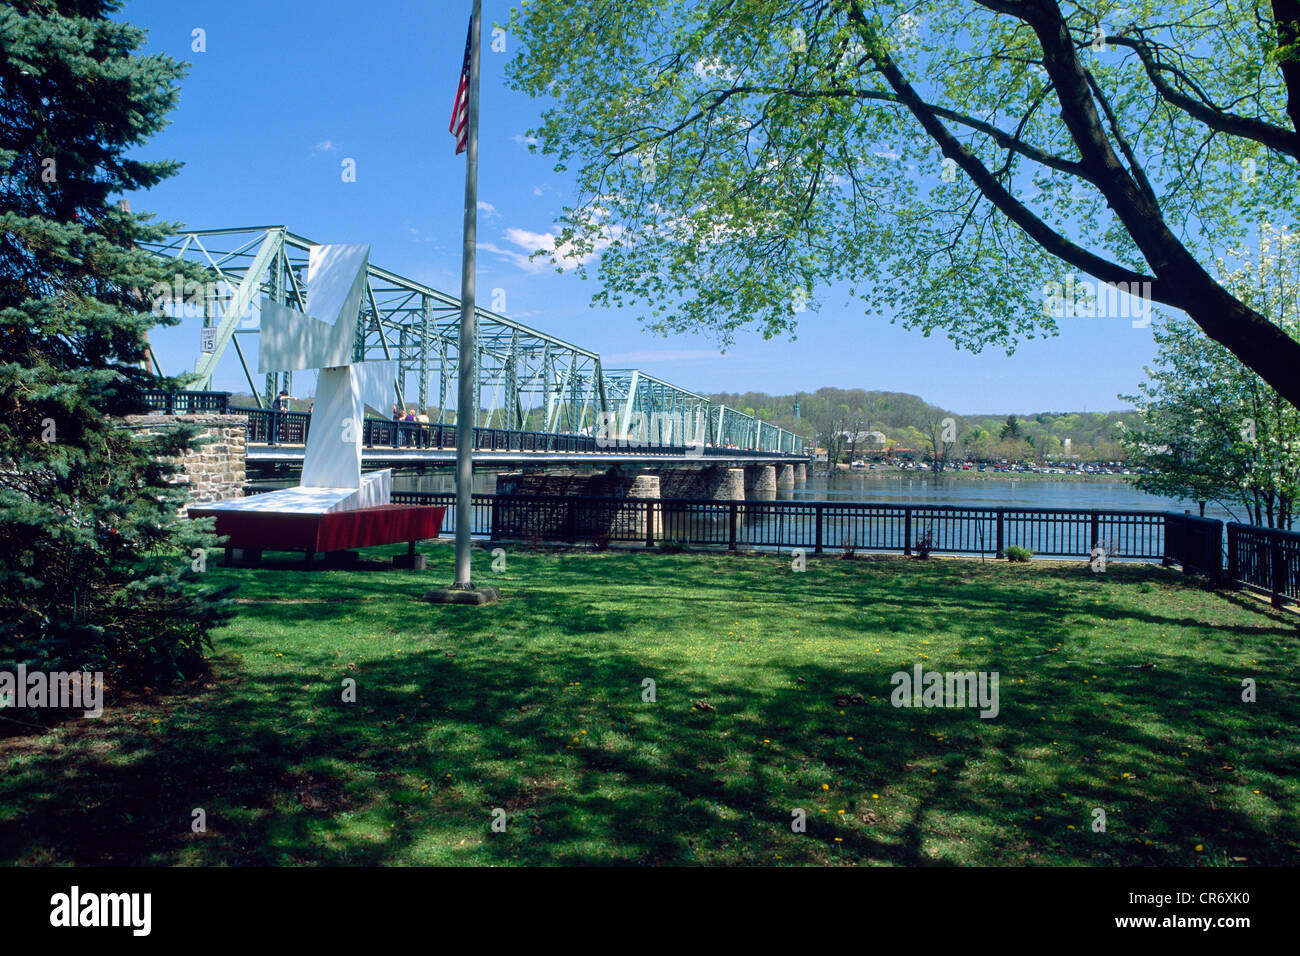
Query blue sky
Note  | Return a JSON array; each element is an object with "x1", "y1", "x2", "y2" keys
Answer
[{"x1": 125, "y1": 0, "x2": 1163, "y2": 414}]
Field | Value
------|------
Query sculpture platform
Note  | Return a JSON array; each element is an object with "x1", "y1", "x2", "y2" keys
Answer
[
  {"x1": 193, "y1": 470, "x2": 391, "y2": 515},
  {"x1": 189, "y1": 502, "x2": 445, "y2": 566}
]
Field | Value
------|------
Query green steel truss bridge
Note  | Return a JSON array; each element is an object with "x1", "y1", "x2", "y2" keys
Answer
[{"x1": 140, "y1": 226, "x2": 804, "y2": 455}]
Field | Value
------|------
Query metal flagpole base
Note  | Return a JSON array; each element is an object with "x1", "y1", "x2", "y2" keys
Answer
[{"x1": 422, "y1": 584, "x2": 501, "y2": 605}]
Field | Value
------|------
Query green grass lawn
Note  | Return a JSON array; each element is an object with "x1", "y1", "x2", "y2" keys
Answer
[{"x1": 2, "y1": 543, "x2": 1297, "y2": 866}]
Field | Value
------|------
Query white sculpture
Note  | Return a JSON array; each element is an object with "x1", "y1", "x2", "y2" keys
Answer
[{"x1": 201, "y1": 242, "x2": 396, "y2": 514}]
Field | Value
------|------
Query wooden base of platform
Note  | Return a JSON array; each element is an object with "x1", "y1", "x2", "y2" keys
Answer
[{"x1": 189, "y1": 503, "x2": 446, "y2": 568}]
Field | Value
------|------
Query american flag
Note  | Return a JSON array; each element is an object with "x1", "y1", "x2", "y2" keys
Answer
[{"x1": 449, "y1": 17, "x2": 472, "y2": 155}]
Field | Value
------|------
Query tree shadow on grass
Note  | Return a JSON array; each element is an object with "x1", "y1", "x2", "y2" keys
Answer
[{"x1": 1, "y1": 549, "x2": 1296, "y2": 866}]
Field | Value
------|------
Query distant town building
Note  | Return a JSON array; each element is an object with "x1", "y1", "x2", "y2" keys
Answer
[{"x1": 841, "y1": 430, "x2": 887, "y2": 448}]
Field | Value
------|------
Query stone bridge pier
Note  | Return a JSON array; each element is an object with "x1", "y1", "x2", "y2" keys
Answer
[
  {"x1": 653, "y1": 464, "x2": 744, "y2": 501},
  {"x1": 491, "y1": 459, "x2": 809, "y2": 545},
  {"x1": 743, "y1": 463, "x2": 778, "y2": 499},
  {"x1": 494, "y1": 468, "x2": 662, "y2": 541}
]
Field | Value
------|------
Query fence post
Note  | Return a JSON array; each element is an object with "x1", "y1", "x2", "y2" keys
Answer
[
  {"x1": 904, "y1": 506, "x2": 912, "y2": 556},
  {"x1": 1207, "y1": 519, "x2": 1223, "y2": 584},
  {"x1": 566, "y1": 498, "x2": 577, "y2": 544},
  {"x1": 1270, "y1": 534, "x2": 1284, "y2": 608},
  {"x1": 1090, "y1": 511, "x2": 1100, "y2": 549},
  {"x1": 995, "y1": 509, "x2": 1004, "y2": 558},
  {"x1": 490, "y1": 497, "x2": 500, "y2": 542},
  {"x1": 814, "y1": 503, "x2": 823, "y2": 555},
  {"x1": 1227, "y1": 524, "x2": 1239, "y2": 588},
  {"x1": 645, "y1": 500, "x2": 656, "y2": 548},
  {"x1": 728, "y1": 502, "x2": 738, "y2": 551}
]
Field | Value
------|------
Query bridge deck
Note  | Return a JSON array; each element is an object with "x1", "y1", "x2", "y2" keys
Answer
[{"x1": 247, "y1": 444, "x2": 809, "y2": 467}]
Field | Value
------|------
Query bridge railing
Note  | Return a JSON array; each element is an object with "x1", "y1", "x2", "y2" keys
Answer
[
  {"x1": 243, "y1": 408, "x2": 311, "y2": 445},
  {"x1": 233, "y1": 405, "x2": 806, "y2": 457},
  {"x1": 701, "y1": 446, "x2": 809, "y2": 460},
  {"x1": 143, "y1": 390, "x2": 808, "y2": 456},
  {"x1": 143, "y1": 389, "x2": 231, "y2": 415}
]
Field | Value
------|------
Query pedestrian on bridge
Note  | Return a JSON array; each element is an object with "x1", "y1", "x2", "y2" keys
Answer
[{"x1": 270, "y1": 388, "x2": 294, "y2": 446}]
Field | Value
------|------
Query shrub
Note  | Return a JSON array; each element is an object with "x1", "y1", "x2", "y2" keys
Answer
[
  {"x1": 1004, "y1": 546, "x2": 1034, "y2": 562},
  {"x1": 915, "y1": 529, "x2": 936, "y2": 559}
]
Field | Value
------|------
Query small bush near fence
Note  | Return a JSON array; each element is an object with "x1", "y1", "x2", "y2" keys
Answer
[
  {"x1": 1005, "y1": 545, "x2": 1034, "y2": 562},
  {"x1": 915, "y1": 529, "x2": 936, "y2": 559}
]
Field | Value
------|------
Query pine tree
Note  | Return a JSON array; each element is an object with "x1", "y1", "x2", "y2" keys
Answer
[{"x1": 0, "y1": 1, "x2": 232, "y2": 697}]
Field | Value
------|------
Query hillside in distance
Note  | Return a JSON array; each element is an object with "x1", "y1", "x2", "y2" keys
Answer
[{"x1": 709, "y1": 387, "x2": 1138, "y2": 460}]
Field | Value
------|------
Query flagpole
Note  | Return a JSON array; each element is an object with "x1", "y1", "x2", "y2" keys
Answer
[{"x1": 454, "y1": 0, "x2": 482, "y2": 588}]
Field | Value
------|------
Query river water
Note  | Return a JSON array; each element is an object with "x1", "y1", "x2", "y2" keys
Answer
[
  {"x1": 796, "y1": 472, "x2": 1242, "y2": 522},
  {"x1": 386, "y1": 469, "x2": 1242, "y2": 522}
]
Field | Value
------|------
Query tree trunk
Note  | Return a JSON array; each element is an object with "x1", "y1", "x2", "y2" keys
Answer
[
  {"x1": 1183, "y1": 288, "x2": 1300, "y2": 411},
  {"x1": 1272, "y1": 0, "x2": 1300, "y2": 138}
]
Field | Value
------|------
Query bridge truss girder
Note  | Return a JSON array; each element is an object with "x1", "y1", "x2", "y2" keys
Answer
[
  {"x1": 711, "y1": 405, "x2": 802, "y2": 454},
  {"x1": 138, "y1": 225, "x2": 803, "y2": 454},
  {"x1": 602, "y1": 369, "x2": 711, "y2": 445},
  {"x1": 139, "y1": 226, "x2": 607, "y2": 431}
]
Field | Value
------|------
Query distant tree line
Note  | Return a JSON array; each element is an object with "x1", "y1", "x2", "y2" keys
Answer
[{"x1": 709, "y1": 388, "x2": 1135, "y2": 464}]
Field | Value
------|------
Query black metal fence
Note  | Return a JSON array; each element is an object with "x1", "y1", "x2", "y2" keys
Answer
[
  {"x1": 383, "y1": 491, "x2": 1175, "y2": 560},
  {"x1": 1163, "y1": 512, "x2": 1224, "y2": 580},
  {"x1": 1227, "y1": 522, "x2": 1300, "y2": 607}
]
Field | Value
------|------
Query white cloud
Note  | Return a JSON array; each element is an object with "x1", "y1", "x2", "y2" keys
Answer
[
  {"x1": 477, "y1": 201, "x2": 499, "y2": 218},
  {"x1": 478, "y1": 242, "x2": 537, "y2": 272},
  {"x1": 512, "y1": 133, "x2": 539, "y2": 147},
  {"x1": 482, "y1": 219, "x2": 621, "y2": 274},
  {"x1": 504, "y1": 226, "x2": 557, "y2": 251},
  {"x1": 312, "y1": 139, "x2": 340, "y2": 154}
]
